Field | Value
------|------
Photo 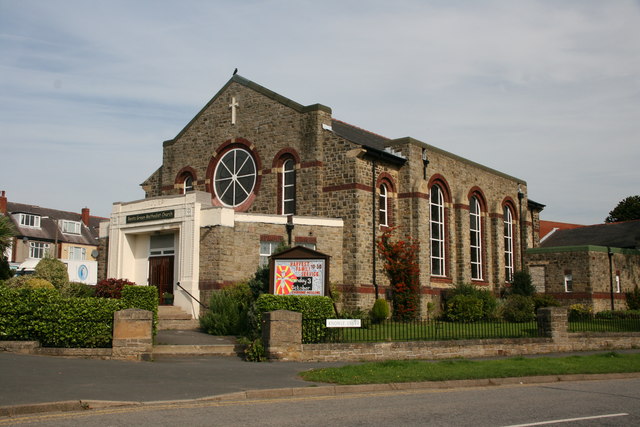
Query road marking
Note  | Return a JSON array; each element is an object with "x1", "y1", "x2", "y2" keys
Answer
[{"x1": 503, "y1": 412, "x2": 629, "y2": 426}]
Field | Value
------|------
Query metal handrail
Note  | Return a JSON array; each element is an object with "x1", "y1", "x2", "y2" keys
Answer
[{"x1": 175, "y1": 282, "x2": 208, "y2": 310}]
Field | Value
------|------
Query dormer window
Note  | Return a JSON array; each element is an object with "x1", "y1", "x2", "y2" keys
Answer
[
  {"x1": 18, "y1": 213, "x2": 41, "y2": 228},
  {"x1": 61, "y1": 220, "x2": 82, "y2": 234}
]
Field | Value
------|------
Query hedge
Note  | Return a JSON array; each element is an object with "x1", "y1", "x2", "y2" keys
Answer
[
  {"x1": 254, "y1": 294, "x2": 335, "y2": 343},
  {"x1": 0, "y1": 285, "x2": 159, "y2": 348}
]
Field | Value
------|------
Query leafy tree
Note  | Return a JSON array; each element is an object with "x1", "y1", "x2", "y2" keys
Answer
[
  {"x1": 34, "y1": 256, "x2": 69, "y2": 291},
  {"x1": 0, "y1": 215, "x2": 16, "y2": 254},
  {"x1": 605, "y1": 195, "x2": 640, "y2": 223},
  {"x1": 507, "y1": 270, "x2": 536, "y2": 297}
]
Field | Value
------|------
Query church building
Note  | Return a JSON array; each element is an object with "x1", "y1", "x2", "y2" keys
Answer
[{"x1": 98, "y1": 74, "x2": 543, "y2": 318}]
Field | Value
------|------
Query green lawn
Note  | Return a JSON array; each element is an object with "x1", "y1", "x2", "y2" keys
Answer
[{"x1": 299, "y1": 352, "x2": 640, "y2": 385}]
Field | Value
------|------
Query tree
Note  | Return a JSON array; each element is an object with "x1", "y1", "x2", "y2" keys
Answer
[
  {"x1": 605, "y1": 195, "x2": 640, "y2": 223},
  {"x1": 34, "y1": 256, "x2": 69, "y2": 291},
  {"x1": 0, "y1": 215, "x2": 16, "y2": 255}
]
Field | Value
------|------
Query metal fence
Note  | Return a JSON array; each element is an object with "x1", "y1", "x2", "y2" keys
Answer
[
  {"x1": 302, "y1": 318, "x2": 542, "y2": 344},
  {"x1": 568, "y1": 313, "x2": 640, "y2": 333}
]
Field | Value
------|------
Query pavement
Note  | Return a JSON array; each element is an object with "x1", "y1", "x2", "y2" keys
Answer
[{"x1": 3, "y1": 334, "x2": 640, "y2": 417}]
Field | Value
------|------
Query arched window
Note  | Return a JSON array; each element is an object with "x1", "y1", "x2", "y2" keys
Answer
[
  {"x1": 213, "y1": 148, "x2": 257, "y2": 207},
  {"x1": 430, "y1": 184, "x2": 446, "y2": 277},
  {"x1": 183, "y1": 175, "x2": 194, "y2": 193},
  {"x1": 503, "y1": 205, "x2": 514, "y2": 281},
  {"x1": 281, "y1": 159, "x2": 295, "y2": 215},
  {"x1": 470, "y1": 196, "x2": 483, "y2": 281},
  {"x1": 379, "y1": 184, "x2": 388, "y2": 227}
]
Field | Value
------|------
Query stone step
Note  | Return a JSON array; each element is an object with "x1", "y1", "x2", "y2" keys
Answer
[
  {"x1": 158, "y1": 318, "x2": 200, "y2": 330},
  {"x1": 152, "y1": 344, "x2": 242, "y2": 358},
  {"x1": 158, "y1": 306, "x2": 193, "y2": 320}
]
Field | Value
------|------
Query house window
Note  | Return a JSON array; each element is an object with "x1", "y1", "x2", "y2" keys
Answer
[
  {"x1": 214, "y1": 148, "x2": 257, "y2": 207},
  {"x1": 564, "y1": 272, "x2": 573, "y2": 292},
  {"x1": 503, "y1": 205, "x2": 514, "y2": 281},
  {"x1": 184, "y1": 175, "x2": 194, "y2": 193},
  {"x1": 68, "y1": 246, "x2": 86, "y2": 260},
  {"x1": 430, "y1": 184, "x2": 446, "y2": 277},
  {"x1": 19, "y1": 213, "x2": 41, "y2": 228},
  {"x1": 470, "y1": 196, "x2": 482, "y2": 281},
  {"x1": 379, "y1": 184, "x2": 388, "y2": 227},
  {"x1": 61, "y1": 220, "x2": 81, "y2": 234},
  {"x1": 29, "y1": 242, "x2": 50, "y2": 259},
  {"x1": 281, "y1": 159, "x2": 295, "y2": 215},
  {"x1": 259, "y1": 240, "x2": 282, "y2": 267}
]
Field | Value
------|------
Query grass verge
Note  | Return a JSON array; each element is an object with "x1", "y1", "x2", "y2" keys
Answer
[{"x1": 299, "y1": 352, "x2": 640, "y2": 385}]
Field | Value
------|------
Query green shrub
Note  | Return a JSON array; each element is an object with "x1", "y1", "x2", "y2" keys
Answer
[
  {"x1": 238, "y1": 337, "x2": 266, "y2": 362},
  {"x1": 371, "y1": 299, "x2": 390, "y2": 323},
  {"x1": 121, "y1": 285, "x2": 158, "y2": 336},
  {"x1": 445, "y1": 283, "x2": 498, "y2": 320},
  {"x1": 596, "y1": 310, "x2": 640, "y2": 319},
  {"x1": 444, "y1": 294, "x2": 484, "y2": 322},
  {"x1": 34, "y1": 257, "x2": 69, "y2": 290},
  {"x1": 63, "y1": 282, "x2": 96, "y2": 298},
  {"x1": 568, "y1": 304, "x2": 592, "y2": 321},
  {"x1": 248, "y1": 265, "x2": 270, "y2": 300},
  {"x1": 625, "y1": 285, "x2": 640, "y2": 310},
  {"x1": 0, "y1": 257, "x2": 13, "y2": 281},
  {"x1": 502, "y1": 295, "x2": 535, "y2": 322},
  {"x1": 200, "y1": 285, "x2": 252, "y2": 336},
  {"x1": 23, "y1": 278, "x2": 55, "y2": 290},
  {"x1": 0, "y1": 287, "x2": 123, "y2": 347},
  {"x1": 95, "y1": 278, "x2": 137, "y2": 299},
  {"x1": 254, "y1": 294, "x2": 335, "y2": 343},
  {"x1": 508, "y1": 270, "x2": 536, "y2": 297},
  {"x1": 532, "y1": 294, "x2": 561, "y2": 312}
]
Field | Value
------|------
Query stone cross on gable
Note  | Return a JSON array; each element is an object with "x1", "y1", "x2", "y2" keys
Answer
[{"x1": 229, "y1": 96, "x2": 239, "y2": 125}]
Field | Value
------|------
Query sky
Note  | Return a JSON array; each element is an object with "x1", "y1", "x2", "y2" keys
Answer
[{"x1": 1, "y1": 0, "x2": 639, "y2": 224}]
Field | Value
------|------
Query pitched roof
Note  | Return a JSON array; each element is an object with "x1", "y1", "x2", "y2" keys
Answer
[
  {"x1": 539, "y1": 220, "x2": 640, "y2": 249},
  {"x1": 539, "y1": 220, "x2": 584, "y2": 242},
  {"x1": 6, "y1": 202, "x2": 104, "y2": 246}
]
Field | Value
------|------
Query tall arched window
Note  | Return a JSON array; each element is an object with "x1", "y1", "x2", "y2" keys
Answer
[
  {"x1": 281, "y1": 159, "x2": 295, "y2": 215},
  {"x1": 379, "y1": 184, "x2": 388, "y2": 227},
  {"x1": 470, "y1": 196, "x2": 483, "y2": 281},
  {"x1": 430, "y1": 184, "x2": 446, "y2": 277},
  {"x1": 504, "y1": 205, "x2": 514, "y2": 281}
]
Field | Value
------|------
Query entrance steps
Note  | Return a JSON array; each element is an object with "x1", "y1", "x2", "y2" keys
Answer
[
  {"x1": 158, "y1": 305, "x2": 200, "y2": 331},
  {"x1": 153, "y1": 330, "x2": 242, "y2": 358}
]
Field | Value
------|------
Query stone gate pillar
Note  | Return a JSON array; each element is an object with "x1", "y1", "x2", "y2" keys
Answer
[{"x1": 262, "y1": 310, "x2": 302, "y2": 361}]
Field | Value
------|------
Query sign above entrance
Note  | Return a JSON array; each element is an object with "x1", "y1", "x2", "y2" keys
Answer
[{"x1": 126, "y1": 210, "x2": 175, "y2": 224}]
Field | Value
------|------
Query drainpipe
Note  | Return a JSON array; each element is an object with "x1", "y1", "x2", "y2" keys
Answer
[
  {"x1": 517, "y1": 185, "x2": 524, "y2": 270},
  {"x1": 286, "y1": 215, "x2": 294, "y2": 247},
  {"x1": 372, "y1": 158, "x2": 379, "y2": 300},
  {"x1": 608, "y1": 247, "x2": 615, "y2": 311}
]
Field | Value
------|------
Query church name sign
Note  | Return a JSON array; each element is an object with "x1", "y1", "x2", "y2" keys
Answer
[
  {"x1": 274, "y1": 259, "x2": 325, "y2": 296},
  {"x1": 126, "y1": 210, "x2": 175, "y2": 224}
]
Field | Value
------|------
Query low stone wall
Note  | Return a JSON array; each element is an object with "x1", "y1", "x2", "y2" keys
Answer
[{"x1": 263, "y1": 307, "x2": 640, "y2": 362}]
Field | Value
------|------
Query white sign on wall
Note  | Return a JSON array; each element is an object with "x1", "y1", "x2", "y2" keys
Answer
[{"x1": 273, "y1": 259, "x2": 325, "y2": 296}]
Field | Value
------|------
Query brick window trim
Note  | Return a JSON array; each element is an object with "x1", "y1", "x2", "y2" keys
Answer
[
  {"x1": 260, "y1": 234, "x2": 284, "y2": 242},
  {"x1": 295, "y1": 236, "x2": 317, "y2": 244}
]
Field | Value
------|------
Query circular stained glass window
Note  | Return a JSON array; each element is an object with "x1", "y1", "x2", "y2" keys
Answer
[{"x1": 213, "y1": 148, "x2": 257, "y2": 207}]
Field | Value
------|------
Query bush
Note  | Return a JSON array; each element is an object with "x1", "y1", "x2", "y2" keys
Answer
[
  {"x1": 0, "y1": 257, "x2": 13, "y2": 281},
  {"x1": 23, "y1": 278, "x2": 55, "y2": 290},
  {"x1": 502, "y1": 295, "x2": 535, "y2": 322},
  {"x1": 0, "y1": 287, "x2": 124, "y2": 347},
  {"x1": 444, "y1": 283, "x2": 498, "y2": 320},
  {"x1": 238, "y1": 337, "x2": 266, "y2": 362},
  {"x1": 34, "y1": 257, "x2": 69, "y2": 290},
  {"x1": 95, "y1": 278, "x2": 137, "y2": 299},
  {"x1": 444, "y1": 294, "x2": 484, "y2": 322},
  {"x1": 254, "y1": 294, "x2": 335, "y2": 343},
  {"x1": 63, "y1": 282, "x2": 96, "y2": 298},
  {"x1": 532, "y1": 294, "x2": 561, "y2": 312},
  {"x1": 568, "y1": 304, "x2": 592, "y2": 321},
  {"x1": 121, "y1": 285, "x2": 159, "y2": 336},
  {"x1": 626, "y1": 285, "x2": 640, "y2": 310},
  {"x1": 508, "y1": 270, "x2": 536, "y2": 297},
  {"x1": 371, "y1": 299, "x2": 390, "y2": 323},
  {"x1": 596, "y1": 310, "x2": 640, "y2": 319},
  {"x1": 200, "y1": 284, "x2": 252, "y2": 336},
  {"x1": 248, "y1": 265, "x2": 270, "y2": 300}
]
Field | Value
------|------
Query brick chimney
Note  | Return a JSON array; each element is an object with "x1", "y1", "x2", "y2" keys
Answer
[
  {"x1": 81, "y1": 207, "x2": 90, "y2": 226},
  {"x1": 0, "y1": 191, "x2": 6, "y2": 215}
]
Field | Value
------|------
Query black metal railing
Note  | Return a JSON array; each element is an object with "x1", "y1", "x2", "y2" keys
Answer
[
  {"x1": 569, "y1": 312, "x2": 640, "y2": 333},
  {"x1": 176, "y1": 282, "x2": 208, "y2": 310},
  {"x1": 302, "y1": 318, "x2": 542, "y2": 344}
]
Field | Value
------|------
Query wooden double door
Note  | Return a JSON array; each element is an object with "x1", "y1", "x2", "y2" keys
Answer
[{"x1": 149, "y1": 256, "x2": 174, "y2": 305}]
